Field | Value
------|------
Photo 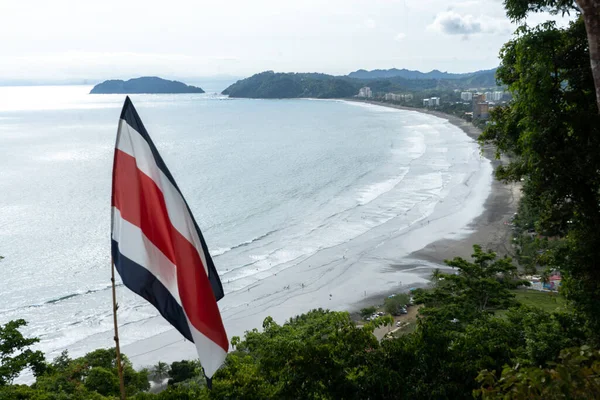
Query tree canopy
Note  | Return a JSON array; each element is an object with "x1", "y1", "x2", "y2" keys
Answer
[
  {"x1": 480, "y1": 16, "x2": 600, "y2": 338},
  {"x1": 0, "y1": 319, "x2": 45, "y2": 386}
]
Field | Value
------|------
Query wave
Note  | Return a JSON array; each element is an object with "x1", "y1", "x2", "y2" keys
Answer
[
  {"x1": 0, "y1": 284, "x2": 118, "y2": 315},
  {"x1": 210, "y1": 229, "x2": 280, "y2": 258},
  {"x1": 356, "y1": 169, "x2": 409, "y2": 206}
]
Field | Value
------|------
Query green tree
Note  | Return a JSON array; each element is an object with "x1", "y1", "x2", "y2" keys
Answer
[
  {"x1": 212, "y1": 309, "x2": 379, "y2": 399},
  {"x1": 476, "y1": 345, "x2": 600, "y2": 399},
  {"x1": 32, "y1": 348, "x2": 148, "y2": 398},
  {"x1": 167, "y1": 360, "x2": 200, "y2": 386},
  {"x1": 413, "y1": 245, "x2": 525, "y2": 323},
  {"x1": 0, "y1": 319, "x2": 45, "y2": 386},
  {"x1": 503, "y1": 0, "x2": 600, "y2": 112},
  {"x1": 359, "y1": 306, "x2": 376, "y2": 320},
  {"x1": 148, "y1": 361, "x2": 170, "y2": 384},
  {"x1": 84, "y1": 367, "x2": 119, "y2": 397},
  {"x1": 383, "y1": 293, "x2": 410, "y2": 316},
  {"x1": 480, "y1": 16, "x2": 600, "y2": 338}
]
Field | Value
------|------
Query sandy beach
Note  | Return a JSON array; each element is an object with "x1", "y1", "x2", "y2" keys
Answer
[
  {"x1": 363, "y1": 101, "x2": 520, "y2": 264},
  {"x1": 119, "y1": 101, "x2": 517, "y2": 369}
]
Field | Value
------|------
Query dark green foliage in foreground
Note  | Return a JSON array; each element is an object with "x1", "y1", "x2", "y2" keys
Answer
[
  {"x1": 0, "y1": 319, "x2": 45, "y2": 386},
  {"x1": 476, "y1": 345, "x2": 600, "y2": 399},
  {"x1": 414, "y1": 246, "x2": 527, "y2": 323},
  {"x1": 0, "y1": 246, "x2": 594, "y2": 399},
  {"x1": 207, "y1": 248, "x2": 583, "y2": 399},
  {"x1": 2, "y1": 348, "x2": 150, "y2": 399},
  {"x1": 167, "y1": 360, "x2": 200, "y2": 386},
  {"x1": 480, "y1": 16, "x2": 600, "y2": 339}
]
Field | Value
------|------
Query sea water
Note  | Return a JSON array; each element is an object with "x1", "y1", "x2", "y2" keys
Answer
[{"x1": 0, "y1": 85, "x2": 490, "y2": 364}]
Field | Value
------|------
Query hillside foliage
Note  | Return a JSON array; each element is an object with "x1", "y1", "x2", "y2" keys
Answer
[{"x1": 222, "y1": 69, "x2": 498, "y2": 99}]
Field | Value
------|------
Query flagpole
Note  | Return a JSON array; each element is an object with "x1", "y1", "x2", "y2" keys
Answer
[{"x1": 111, "y1": 260, "x2": 127, "y2": 400}]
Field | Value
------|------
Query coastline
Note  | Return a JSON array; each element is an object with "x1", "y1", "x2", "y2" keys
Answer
[
  {"x1": 354, "y1": 100, "x2": 519, "y2": 264},
  {"x1": 349, "y1": 100, "x2": 519, "y2": 309},
  {"x1": 120, "y1": 99, "x2": 512, "y2": 369}
]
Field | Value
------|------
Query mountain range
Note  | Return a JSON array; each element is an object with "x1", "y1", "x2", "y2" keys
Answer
[
  {"x1": 347, "y1": 68, "x2": 497, "y2": 81},
  {"x1": 222, "y1": 67, "x2": 499, "y2": 99}
]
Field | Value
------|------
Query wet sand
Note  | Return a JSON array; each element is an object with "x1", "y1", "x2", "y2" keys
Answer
[
  {"x1": 356, "y1": 100, "x2": 520, "y2": 286},
  {"x1": 121, "y1": 101, "x2": 510, "y2": 369}
]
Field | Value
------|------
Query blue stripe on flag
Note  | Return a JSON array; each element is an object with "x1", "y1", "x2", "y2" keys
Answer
[
  {"x1": 118, "y1": 97, "x2": 224, "y2": 301},
  {"x1": 111, "y1": 239, "x2": 193, "y2": 342}
]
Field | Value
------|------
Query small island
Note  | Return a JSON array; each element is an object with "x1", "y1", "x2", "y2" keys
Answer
[{"x1": 90, "y1": 77, "x2": 204, "y2": 94}]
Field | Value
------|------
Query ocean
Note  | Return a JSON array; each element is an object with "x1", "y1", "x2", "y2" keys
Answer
[{"x1": 0, "y1": 85, "x2": 491, "y2": 368}]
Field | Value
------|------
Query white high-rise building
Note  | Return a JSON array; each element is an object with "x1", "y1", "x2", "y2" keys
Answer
[
  {"x1": 358, "y1": 87, "x2": 372, "y2": 98},
  {"x1": 461, "y1": 92, "x2": 473, "y2": 101},
  {"x1": 423, "y1": 97, "x2": 440, "y2": 107},
  {"x1": 384, "y1": 93, "x2": 412, "y2": 102}
]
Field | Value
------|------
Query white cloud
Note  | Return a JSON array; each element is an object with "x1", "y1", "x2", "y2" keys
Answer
[
  {"x1": 394, "y1": 32, "x2": 407, "y2": 41},
  {"x1": 428, "y1": 10, "x2": 512, "y2": 36}
]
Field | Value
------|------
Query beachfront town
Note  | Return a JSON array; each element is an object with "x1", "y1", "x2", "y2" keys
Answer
[{"x1": 356, "y1": 85, "x2": 512, "y2": 123}]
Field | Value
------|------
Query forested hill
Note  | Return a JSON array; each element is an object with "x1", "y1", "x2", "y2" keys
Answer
[
  {"x1": 222, "y1": 69, "x2": 498, "y2": 99},
  {"x1": 348, "y1": 67, "x2": 497, "y2": 82},
  {"x1": 221, "y1": 71, "x2": 358, "y2": 99},
  {"x1": 90, "y1": 77, "x2": 205, "y2": 94}
]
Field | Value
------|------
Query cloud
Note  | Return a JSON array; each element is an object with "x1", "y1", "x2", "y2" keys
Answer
[
  {"x1": 364, "y1": 18, "x2": 376, "y2": 29},
  {"x1": 429, "y1": 11, "x2": 481, "y2": 34},
  {"x1": 394, "y1": 32, "x2": 407, "y2": 41},
  {"x1": 428, "y1": 11, "x2": 511, "y2": 36}
]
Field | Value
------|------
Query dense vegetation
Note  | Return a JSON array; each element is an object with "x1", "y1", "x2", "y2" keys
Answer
[
  {"x1": 222, "y1": 69, "x2": 499, "y2": 99},
  {"x1": 221, "y1": 71, "x2": 359, "y2": 99},
  {"x1": 481, "y1": 15, "x2": 600, "y2": 338},
  {"x1": 89, "y1": 77, "x2": 205, "y2": 94},
  {"x1": 2, "y1": 1, "x2": 600, "y2": 398},
  {"x1": 1, "y1": 247, "x2": 589, "y2": 399}
]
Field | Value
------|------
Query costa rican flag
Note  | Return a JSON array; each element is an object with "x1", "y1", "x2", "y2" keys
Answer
[{"x1": 111, "y1": 97, "x2": 228, "y2": 378}]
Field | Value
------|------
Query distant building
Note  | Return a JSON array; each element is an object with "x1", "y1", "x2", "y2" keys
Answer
[
  {"x1": 358, "y1": 87, "x2": 372, "y2": 98},
  {"x1": 492, "y1": 91, "x2": 504, "y2": 101},
  {"x1": 461, "y1": 92, "x2": 473, "y2": 101},
  {"x1": 474, "y1": 102, "x2": 490, "y2": 119},
  {"x1": 384, "y1": 93, "x2": 412, "y2": 102},
  {"x1": 484, "y1": 91, "x2": 493, "y2": 101},
  {"x1": 472, "y1": 93, "x2": 489, "y2": 119},
  {"x1": 423, "y1": 97, "x2": 440, "y2": 107}
]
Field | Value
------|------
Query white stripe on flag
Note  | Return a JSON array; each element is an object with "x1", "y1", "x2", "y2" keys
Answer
[
  {"x1": 112, "y1": 207, "x2": 182, "y2": 306},
  {"x1": 116, "y1": 119, "x2": 210, "y2": 275},
  {"x1": 185, "y1": 314, "x2": 228, "y2": 378}
]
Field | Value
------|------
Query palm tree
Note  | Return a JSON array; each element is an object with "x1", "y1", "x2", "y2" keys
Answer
[
  {"x1": 148, "y1": 361, "x2": 170, "y2": 384},
  {"x1": 540, "y1": 270, "x2": 550, "y2": 287}
]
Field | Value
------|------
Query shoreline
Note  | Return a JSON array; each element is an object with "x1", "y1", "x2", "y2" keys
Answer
[
  {"x1": 350, "y1": 100, "x2": 520, "y2": 303},
  {"x1": 119, "y1": 99, "x2": 509, "y2": 369}
]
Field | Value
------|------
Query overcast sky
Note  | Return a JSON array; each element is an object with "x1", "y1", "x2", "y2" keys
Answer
[{"x1": 0, "y1": 0, "x2": 570, "y2": 82}]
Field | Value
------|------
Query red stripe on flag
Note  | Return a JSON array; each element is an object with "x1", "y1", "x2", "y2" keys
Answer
[{"x1": 112, "y1": 149, "x2": 228, "y2": 352}]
